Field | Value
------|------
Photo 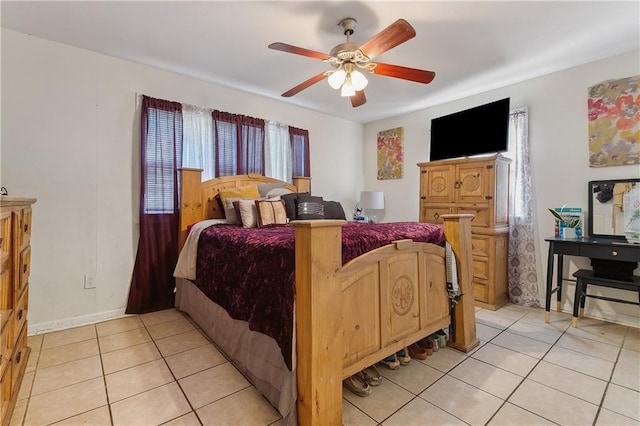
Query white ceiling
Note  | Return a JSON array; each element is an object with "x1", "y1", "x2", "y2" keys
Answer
[{"x1": 2, "y1": 1, "x2": 639, "y2": 123}]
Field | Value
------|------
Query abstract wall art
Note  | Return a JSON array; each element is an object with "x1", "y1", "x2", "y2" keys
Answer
[
  {"x1": 588, "y1": 74, "x2": 640, "y2": 167},
  {"x1": 377, "y1": 127, "x2": 404, "y2": 180}
]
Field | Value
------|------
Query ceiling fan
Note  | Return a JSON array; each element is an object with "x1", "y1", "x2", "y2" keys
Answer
[{"x1": 268, "y1": 18, "x2": 436, "y2": 108}]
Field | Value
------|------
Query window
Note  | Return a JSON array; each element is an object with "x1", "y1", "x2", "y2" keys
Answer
[
  {"x1": 143, "y1": 96, "x2": 309, "y2": 204},
  {"x1": 142, "y1": 100, "x2": 182, "y2": 214},
  {"x1": 213, "y1": 111, "x2": 264, "y2": 177},
  {"x1": 290, "y1": 126, "x2": 310, "y2": 178}
]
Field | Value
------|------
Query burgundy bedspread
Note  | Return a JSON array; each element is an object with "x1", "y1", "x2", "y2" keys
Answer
[{"x1": 195, "y1": 221, "x2": 444, "y2": 370}]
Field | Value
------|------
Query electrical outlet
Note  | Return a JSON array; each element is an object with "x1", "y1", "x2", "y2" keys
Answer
[{"x1": 84, "y1": 274, "x2": 96, "y2": 289}]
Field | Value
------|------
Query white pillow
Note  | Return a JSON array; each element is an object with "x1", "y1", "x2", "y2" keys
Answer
[
  {"x1": 234, "y1": 199, "x2": 259, "y2": 228},
  {"x1": 266, "y1": 187, "x2": 294, "y2": 198},
  {"x1": 223, "y1": 197, "x2": 243, "y2": 225}
]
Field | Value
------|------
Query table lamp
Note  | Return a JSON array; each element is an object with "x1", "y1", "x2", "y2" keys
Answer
[{"x1": 359, "y1": 191, "x2": 385, "y2": 223}]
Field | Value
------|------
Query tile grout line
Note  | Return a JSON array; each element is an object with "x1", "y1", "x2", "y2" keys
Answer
[
  {"x1": 482, "y1": 309, "x2": 636, "y2": 425},
  {"x1": 23, "y1": 325, "x2": 105, "y2": 425},
  {"x1": 17, "y1": 307, "x2": 637, "y2": 426},
  {"x1": 591, "y1": 326, "x2": 634, "y2": 424},
  {"x1": 138, "y1": 312, "x2": 204, "y2": 426},
  {"x1": 95, "y1": 323, "x2": 116, "y2": 426},
  {"x1": 482, "y1": 312, "x2": 570, "y2": 426}
]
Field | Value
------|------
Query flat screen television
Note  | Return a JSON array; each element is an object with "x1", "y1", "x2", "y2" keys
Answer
[{"x1": 429, "y1": 97, "x2": 510, "y2": 161}]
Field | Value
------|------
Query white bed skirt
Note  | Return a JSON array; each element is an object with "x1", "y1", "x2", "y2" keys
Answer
[{"x1": 175, "y1": 278, "x2": 297, "y2": 425}]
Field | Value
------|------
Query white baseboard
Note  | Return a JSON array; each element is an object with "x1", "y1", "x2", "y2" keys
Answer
[
  {"x1": 558, "y1": 300, "x2": 640, "y2": 328},
  {"x1": 28, "y1": 308, "x2": 128, "y2": 336},
  {"x1": 531, "y1": 295, "x2": 639, "y2": 328}
]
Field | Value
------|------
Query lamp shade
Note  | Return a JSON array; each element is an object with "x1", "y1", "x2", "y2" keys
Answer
[
  {"x1": 350, "y1": 70, "x2": 368, "y2": 91},
  {"x1": 359, "y1": 191, "x2": 384, "y2": 210},
  {"x1": 328, "y1": 69, "x2": 346, "y2": 89},
  {"x1": 340, "y1": 77, "x2": 356, "y2": 97}
]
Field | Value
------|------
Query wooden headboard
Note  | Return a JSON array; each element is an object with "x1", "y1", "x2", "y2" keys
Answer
[{"x1": 178, "y1": 168, "x2": 310, "y2": 249}]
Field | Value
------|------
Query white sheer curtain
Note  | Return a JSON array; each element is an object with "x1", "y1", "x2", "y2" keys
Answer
[
  {"x1": 182, "y1": 104, "x2": 215, "y2": 180},
  {"x1": 507, "y1": 108, "x2": 540, "y2": 306},
  {"x1": 264, "y1": 120, "x2": 292, "y2": 183}
]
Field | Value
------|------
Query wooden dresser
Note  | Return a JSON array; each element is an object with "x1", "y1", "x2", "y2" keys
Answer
[
  {"x1": 1, "y1": 197, "x2": 35, "y2": 425},
  {"x1": 418, "y1": 155, "x2": 510, "y2": 309}
]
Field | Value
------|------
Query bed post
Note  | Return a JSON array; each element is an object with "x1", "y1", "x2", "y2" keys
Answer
[
  {"x1": 441, "y1": 214, "x2": 479, "y2": 352},
  {"x1": 178, "y1": 168, "x2": 204, "y2": 251},
  {"x1": 292, "y1": 176, "x2": 311, "y2": 194},
  {"x1": 291, "y1": 220, "x2": 346, "y2": 426}
]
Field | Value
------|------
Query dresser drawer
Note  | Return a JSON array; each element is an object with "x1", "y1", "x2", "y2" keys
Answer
[
  {"x1": 13, "y1": 289, "x2": 27, "y2": 347},
  {"x1": 19, "y1": 208, "x2": 32, "y2": 251},
  {"x1": 11, "y1": 324, "x2": 27, "y2": 392},
  {"x1": 0, "y1": 361, "x2": 11, "y2": 424},
  {"x1": 580, "y1": 244, "x2": 640, "y2": 263},
  {"x1": 0, "y1": 318, "x2": 11, "y2": 376},
  {"x1": 471, "y1": 235, "x2": 489, "y2": 257},
  {"x1": 0, "y1": 211, "x2": 10, "y2": 271},
  {"x1": 472, "y1": 278, "x2": 488, "y2": 303},
  {"x1": 1, "y1": 269, "x2": 10, "y2": 312},
  {"x1": 457, "y1": 207, "x2": 490, "y2": 228},
  {"x1": 472, "y1": 256, "x2": 490, "y2": 281},
  {"x1": 422, "y1": 207, "x2": 453, "y2": 224},
  {"x1": 18, "y1": 246, "x2": 30, "y2": 299}
]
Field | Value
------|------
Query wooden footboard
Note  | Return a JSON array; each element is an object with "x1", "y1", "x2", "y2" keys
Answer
[
  {"x1": 292, "y1": 215, "x2": 477, "y2": 426},
  {"x1": 177, "y1": 170, "x2": 477, "y2": 426}
]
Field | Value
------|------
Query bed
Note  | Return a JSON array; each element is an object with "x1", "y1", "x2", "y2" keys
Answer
[{"x1": 174, "y1": 169, "x2": 479, "y2": 425}]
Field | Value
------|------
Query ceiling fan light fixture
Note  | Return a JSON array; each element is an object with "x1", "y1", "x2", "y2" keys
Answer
[
  {"x1": 328, "y1": 69, "x2": 346, "y2": 89},
  {"x1": 350, "y1": 69, "x2": 368, "y2": 91},
  {"x1": 340, "y1": 78, "x2": 356, "y2": 97},
  {"x1": 270, "y1": 18, "x2": 434, "y2": 107}
]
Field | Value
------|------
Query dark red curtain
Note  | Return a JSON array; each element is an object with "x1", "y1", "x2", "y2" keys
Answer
[
  {"x1": 289, "y1": 126, "x2": 310, "y2": 178},
  {"x1": 126, "y1": 96, "x2": 183, "y2": 314},
  {"x1": 212, "y1": 111, "x2": 265, "y2": 177}
]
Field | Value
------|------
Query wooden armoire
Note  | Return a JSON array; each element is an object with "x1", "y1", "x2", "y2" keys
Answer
[{"x1": 418, "y1": 154, "x2": 511, "y2": 310}]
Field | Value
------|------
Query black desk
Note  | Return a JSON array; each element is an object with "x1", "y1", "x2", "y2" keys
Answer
[{"x1": 544, "y1": 236, "x2": 640, "y2": 322}]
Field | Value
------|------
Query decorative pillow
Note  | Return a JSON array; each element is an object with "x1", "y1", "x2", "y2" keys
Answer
[
  {"x1": 222, "y1": 197, "x2": 247, "y2": 225},
  {"x1": 255, "y1": 199, "x2": 288, "y2": 227},
  {"x1": 296, "y1": 195, "x2": 325, "y2": 220},
  {"x1": 323, "y1": 200, "x2": 347, "y2": 220},
  {"x1": 233, "y1": 199, "x2": 259, "y2": 228},
  {"x1": 280, "y1": 192, "x2": 300, "y2": 220},
  {"x1": 218, "y1": 185, "x2": 261, "y2": 211},
  {"x1": 266, "y1": 187, "x2": 294, "y2": 198},
  {"x1": 257, "y1": 182, "x2": 286, "y2": 198}
]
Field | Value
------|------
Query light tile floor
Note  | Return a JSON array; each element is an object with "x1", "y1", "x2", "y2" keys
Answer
[{"x1": 9, "y1": 304, "x2": 640, "y2": 425}]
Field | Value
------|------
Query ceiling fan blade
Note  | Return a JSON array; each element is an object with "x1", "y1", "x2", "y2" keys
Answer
[
  {"x1": 268, "y1": 42, "x2": 328, "y2": 60},
  {"x1": 350, "y1": 90, "x2": 367, "y2": 108},
  {"x1": 281, "y1": 72, "x2": 328, "y2": 97},
  {"x1": 373, "y1": 62, "x2": 436, "y2": 84},
  {"x1": 359, "y1": 19, "x2": 416, "y2": 60}
]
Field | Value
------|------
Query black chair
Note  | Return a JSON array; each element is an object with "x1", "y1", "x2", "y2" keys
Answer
[{"x1": 572, "y1": 269, "x2": 640, "y2": 327}]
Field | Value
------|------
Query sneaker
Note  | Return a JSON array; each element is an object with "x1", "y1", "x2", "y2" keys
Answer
[
  {"x1": 379, "y1": 353, "x2": 400, "y2": 370},
  {"x1": 343, "y1": 372, "x2": 371, "y2": 397},
  {"x1": 362, "y1": 365, "x2": 382, "y2": 386}
]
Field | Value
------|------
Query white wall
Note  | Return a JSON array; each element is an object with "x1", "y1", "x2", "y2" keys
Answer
[
  {"x1": 1, "y1": 29, "x2": 363, "y2": 333},
  {"x1": 3, "y1": 27, "x2": 638, "y2": 332},
  {"x1": 364, "y1": 49, "x2": 640, "y2": 326}
]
